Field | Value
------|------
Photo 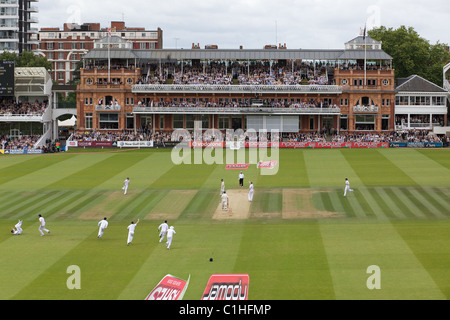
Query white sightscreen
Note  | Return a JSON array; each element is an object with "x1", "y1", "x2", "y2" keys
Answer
[{"x1": 246, "y1": 115, "x2": 299, "y2": 133}]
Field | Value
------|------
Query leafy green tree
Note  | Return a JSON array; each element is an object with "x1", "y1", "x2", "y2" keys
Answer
[
  {"x1": 368, "y1": 26, "x2": 450, "y2": 86},
  {"x1": 0, "y1": 50, "x2": 52, "y2": 71}
]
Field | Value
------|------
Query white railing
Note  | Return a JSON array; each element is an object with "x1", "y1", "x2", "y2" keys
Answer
[
  {"x1": 0, "y1": 113, "x2": 44, "y2": 122},
  {"x1": 34, "y1": 128, "x2": 52, "y2": 148},
  {"x1": 399, "y1": 123, "x2": 443, "y2": 130},
  {"x1": 353, "y1": 106, "x2": 379, "y2": 113},
  {"x1": 133, "y1": 106, "x2": 341, "y2": 114},
  {"x1": 95, "y1": 105, "x2": 122, "y2": 111},
  {"x1": 132, "y1": 84, "x2": 342, "y2": 94}
]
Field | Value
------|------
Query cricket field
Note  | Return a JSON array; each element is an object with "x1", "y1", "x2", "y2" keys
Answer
[{"x1": 0, "y1": 147, "x2": 449, "y2": 300}]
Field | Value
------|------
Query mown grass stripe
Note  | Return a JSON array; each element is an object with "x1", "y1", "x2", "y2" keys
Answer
[
  {"x1": 342, "y1": 149, "x2": 416, "y2": 186},
  {"x1": 1, "y1": 191, "x2": 56, "y2": 219},
  {"x1": 179, "y1": 190, "x2": 218, "y2": 221},
  {"x1": 391, "y1": 188, "x2": 426, "y2": 219},
  {"x1": 422, "y1": 187, "x2": 450, "y2": 214},
  {"x1": 337, "y1": 191, "x2": 356, "y2": 218},
  {"x1": 108, "y1": 191, "x2": 154, "y2": 221},
  {"x1": 0, "y1": 191, "x2": 39, "y2": 212},
  {"x1": 355, "y1": 188, "x2": 378, "y2": 219},
  {"x1": 249, "y1": 189, "x2": 283, "y2": 214},
  {"x1": 10, "y1": 191, "x2": 68, "y2": 220},
  {"x1": 327, "y1": 189, "x2": 346, "y2": 215},
  {"x1": 432, "y1": 187, "x2": 450, "y2": 209},
  {"x1": 44, "y1": 190, "x2": 87, "y2": 218},
  {"x1": 399, "y1": 188, "x2": 434, "y2": 219},
  {"x1": 56, "y1": 191, "x2": 105, "y2": 220},
  {"x1": 378, "y1": 188, "x2": 408, "y2": 219},
  {"x1": 66, "y1": 191, "x2": 109, "y2": 219},
  {"x1": 318, "y1": 191, "x2": 335, "y2": 213},
  {"x1": 358, "y1": 188, "x2": 389, "y2": 221},
  {"x1": 0, "y1": 191, "x2": 14, "y2": 203},
  {"x1": 417, "y1": 149, "x2": 450, "y2": 170},
  {"x1": 346, "y1": 192, "x2": 368, "y2": 219},
  {"x1": 0, "y1": 156, "x2": 71, "y2": 186},
  {"x1": 371, "y1": 187, "x2": 398, "y2": 219},
  {"x1": 44, "y1": 153, "x2": 132, "y2": 190},
  {"x1": 120, "y1": 190, "x2": 169, "y2": 222},
  {"x1": 409, "y1": 188, "x2": 446, "y2": 219},
  {"x1": 0, "y1": 192, "x2": 25, "y2": 218}
]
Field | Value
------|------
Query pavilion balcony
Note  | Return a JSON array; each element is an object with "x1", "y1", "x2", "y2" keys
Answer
[
  {"x1": 133, "y1": 106, "x2": 341, "y2": 115},
  {"x1": 131, "y1": 84, "x2": 343, "y2": 94}
]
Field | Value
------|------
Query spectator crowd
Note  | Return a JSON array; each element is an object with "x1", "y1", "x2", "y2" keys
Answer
[
  {"x1": 0, "y1": 99, "x2": 48, "y2": 116},
  {"x1": 68, "y1": 129, "x2": 447, "y2": 145}
]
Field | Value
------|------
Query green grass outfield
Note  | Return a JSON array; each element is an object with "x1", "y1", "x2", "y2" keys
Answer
[{"x1": 0, "y1": 148, "x2": 449, "y2": 300}]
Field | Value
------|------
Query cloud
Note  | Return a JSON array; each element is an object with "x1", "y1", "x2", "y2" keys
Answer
[{"x1": 36, "y1": 0, "x2": 450, "y2": 49}]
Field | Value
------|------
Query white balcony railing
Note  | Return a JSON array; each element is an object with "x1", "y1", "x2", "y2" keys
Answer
[
  {"x1": 95, "y1": 105, "x2": 122, "y2": 111},
  {"x1": 133, "y1": 106, "x2": 341, "y2": 115},
  {"x1": 353, "y1": 106, "x2": 379, "y2": 113},
  {"x1": 0, "y1": 113, "x2": 44, "y2": 122},
  {"x1": 132, "y1": 84, "x2": 343, "y2": 94}
]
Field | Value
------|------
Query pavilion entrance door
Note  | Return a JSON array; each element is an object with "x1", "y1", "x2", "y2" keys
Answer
[
  {"x1": 321, "y1": 115, "x2": 334, "y2": 134},
  {"x1": 231, "y1": 116, "x2": 243, "y2": 130}
]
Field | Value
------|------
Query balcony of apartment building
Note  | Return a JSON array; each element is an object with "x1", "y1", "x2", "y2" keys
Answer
[
  {"x1": 0, "y1": 20, "x2": 18, "y2": 31},
  {"x1": 26, "y1": 5, "x2": 38, "y2": 13}
]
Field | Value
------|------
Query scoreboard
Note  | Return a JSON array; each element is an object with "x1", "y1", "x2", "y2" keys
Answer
[{"x1": 0, "y1": 60, "x2": 15, "y2": 96}]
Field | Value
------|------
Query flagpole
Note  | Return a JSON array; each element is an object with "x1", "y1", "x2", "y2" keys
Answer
[
  {"x1": 108, "y1": 29, "x2": 111, "y2": 84},
  {"x1": 364, "y1": 24, "x2": 367, "y2": 88}
]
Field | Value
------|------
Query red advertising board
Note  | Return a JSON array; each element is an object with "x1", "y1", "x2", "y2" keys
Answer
[
  {"x1": 201, "y1": 274, "x2": 249, "y2": 300},
  {"x1": 76, "y1": 141, "x2": 113, "y2": 147},
  {"x1": 225, "y1": 163, "x2": 249, "y2": 170},
  {"x1": 145, "y1": 274, "x2": 190, "y2": 300},
  {"x1": 188, "y1": 141, "x2": 388, "y2": 149},
  {"x1": 278, "y1": 141, "x2": 389, "y2": 148},
  {"x1": 189, "y1": 141, "x2": 225, "y2": 148},
  {"x1": 257, "y1": 160, "x2": 278, "y2": 169}
]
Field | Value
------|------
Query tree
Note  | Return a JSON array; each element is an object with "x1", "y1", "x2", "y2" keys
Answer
[
  {"x1": 0, "y1": 50, "x2": 52, "y2": 71},
  {"x1": 368, "y1": 26, "x2": 450, "y2": 86}
]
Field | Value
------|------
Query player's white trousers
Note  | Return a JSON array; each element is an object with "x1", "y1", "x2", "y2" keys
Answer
[
  {"x1": 344, "y1": 186, "x2": 353, "y2": 196},
  {"x1": 98, "y1": 227, "x2": 105, "y2": 238},
  {"x1": 166, "y1": 236, "x2": 173, "y2": 249},
  {"x1": 39, "y1": 226, "x2": 49, "y2": 236},
  {"x1": 127, "y1": 231, "x2": 134, "y2": 244},
  {"x1": 159, "y1": 231, "x2": 166, "y2": 242}
]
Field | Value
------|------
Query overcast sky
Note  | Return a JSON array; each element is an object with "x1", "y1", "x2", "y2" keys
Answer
[{"x1": 37, "y1": 0, "x2": 449, "y2": 50}]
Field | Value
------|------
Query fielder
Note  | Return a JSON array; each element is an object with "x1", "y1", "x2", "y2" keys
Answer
[
  {"x1": 166, "y1": 226, "x2": 176, "y2": 250},
  {"x1": 126, "y1": 219, "x2": 140, "y2": 245},
  {"x1": 158, "y1": 220, "x2": 169, "y2": 243},
  {"x1": 344, "y1": 178, "x2": 354, "y2": 197},
  {"x1": 97, "y1": 217, "x2": 108, "y2": 239},
  {"x1": 38, "y1": 214, "x2": 50, "y2": 236},
  {"x1": 11, "y1": 219, "x2": 23, "y2": 235},
  {"x1": 122, "y1": 177, "x2": 130, "y2": 195},
  {"x1": 248, "y1": 182, "x2": 254, "y2": 202},
  {"x1": 221, "y1": 191, "x2": 229, "y2": 211}
]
